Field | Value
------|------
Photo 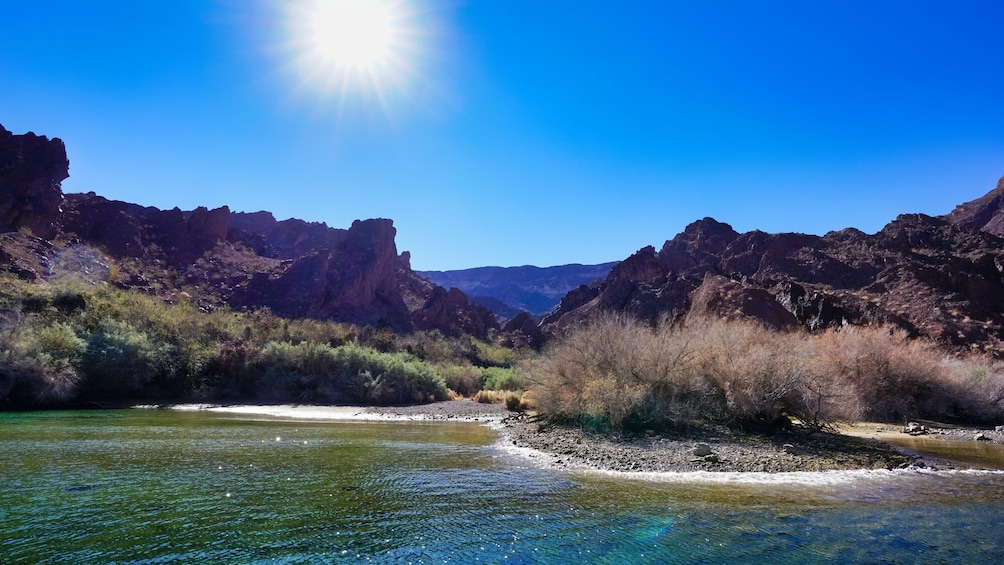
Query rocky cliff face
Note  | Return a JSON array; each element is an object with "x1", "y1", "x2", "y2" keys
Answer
[
  {"x1": 945, "y1": 175, "x2": 1004, "y2": 236},
  {"x1": 0, "y1": 125, "x2": 67, "y2": 239},
  {"x1": 545, "y1": 177, "x2": 1004, "y2": 354},
  {"x1": 0, "y1": 123, "x2": 497, "y2": 338}
]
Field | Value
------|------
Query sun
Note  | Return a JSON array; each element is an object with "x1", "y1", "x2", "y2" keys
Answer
[
  {"x1": 278, "y1": 0, "x2": 417, "y2": 108},
  {"x1": 308, "y1": 0, "x2": 396, "y2": 71}
]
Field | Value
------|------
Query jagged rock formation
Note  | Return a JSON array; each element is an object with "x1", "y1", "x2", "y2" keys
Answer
[
  {"x1": 0, "y1": 126, "x2": 67, "y2": 239},
  {"x1": 545, "y1": 176, "x2": 1004, "y2": 355},
  {"x1": 418, "y1": 262, "x2": 617, "y2": 317},
  {"x1": 6, "y1": 122, "x2": 1004, "y2": 352},
  {"x1": 945, "y1": 176, "x2": 1004, "y2": 236},
  {"x1": 500, "y1": 311, "x2": 547, "y2": 350},
  {"x1": 0, "y1": 123, "x2": 497, "y2": 338}
]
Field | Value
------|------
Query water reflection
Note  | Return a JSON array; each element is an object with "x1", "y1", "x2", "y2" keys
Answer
[{"x1": 882, "y1": 434, "x2": 1004, "y2": 470}]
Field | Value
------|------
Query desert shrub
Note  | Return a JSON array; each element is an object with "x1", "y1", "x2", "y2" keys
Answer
[
  {"x1": 0, "y1": 323, "x2": 86, "y2": 405},
  {"x1": 943, "y1": 357, "x2": 1004, "y2": 423},
  {"x1": 398, "y1": 331, "x2": 524, "y2": 369},
  {"x1": 473, "y1": 389, "x2": 503, "y2": 404},
  {"x1": 682, "y1": 318, "x2": 811, "y2": 429},
  {"x1": 256, "y1": 341, "x2": 337, "y2": 400},
  {"x1": 504, "y1": 392, "x2": 525, "y2": 411},
  {"x1": 256, "y1": 341, "x2": 448, "y2": 405},
  {"x1": 401, "y1": 330, "x2": 464, "y2": 364},
  {"x1": 358, "y1": 326, "x2": 399, "y2": 353},
  {"x1": 0, "y1": 282, "x2": 462, "y2": 407},
  {"x1": 440, "y1": 365, "x2": 482, "y2": 397},
  {"x1": 816, "y1": 326, "x2": 957, "y2": 422},
  {"x1": 202, "y1": 340, "x2": 263, "y2": 398},
  {"x1": 282, "y1": 318, "x2": 356, "y2": 348},
  {"x1": 529, "y1": 313, "x2": 1004, "y2": 432},
  {"x1": 481, "y1": 366, "x2": 528, "y2": 391},
  {"x1": 81, "y1": 319, "x2": 172, "y2": 397},
  {"x1": 529, "y1": 313, "x2": 710, "y2": 429},
  {"x1": 472, "y1": 340, "x2": 523, "y2": 367}
]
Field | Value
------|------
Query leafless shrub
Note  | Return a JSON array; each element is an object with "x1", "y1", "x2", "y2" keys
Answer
[
  {"x1": 529, "y1": 313, "x2": 714, "y2": 429},
  {"x1": 529, "y1": 313, "x2": 1004, "y2": 431},
  {"x1": 940, "y1": 356, "x2": 1004, "y2": 423}
]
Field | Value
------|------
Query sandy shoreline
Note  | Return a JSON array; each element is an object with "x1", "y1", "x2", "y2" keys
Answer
[
  {"x1": 144, "y1": 399, "x2": 510, "y2": 423},
  {"x1": 140, "y1": 401, "x2": 1004, "y2": 475}
]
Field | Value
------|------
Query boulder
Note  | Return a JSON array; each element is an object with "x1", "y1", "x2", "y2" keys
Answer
[{"x1": 693, "y1": 443, "x2": 713, "y2": 457}]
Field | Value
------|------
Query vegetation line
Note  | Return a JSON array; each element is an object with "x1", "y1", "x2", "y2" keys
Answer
[{"x1": 4, "y1": 277, "x2": 1003, "y2": 437}]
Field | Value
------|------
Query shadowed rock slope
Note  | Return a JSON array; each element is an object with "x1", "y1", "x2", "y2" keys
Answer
[
  {"x1": 544, "y1": 175, "x2": 1004, "y2": 355},
  {"x1": 0, "y1": 123, "x2": 497, "y2": 338}
]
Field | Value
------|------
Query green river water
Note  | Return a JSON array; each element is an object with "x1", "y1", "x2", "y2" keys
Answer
[{"x1": 2, "y1": 409, "x2": 1003, "y2": 563}]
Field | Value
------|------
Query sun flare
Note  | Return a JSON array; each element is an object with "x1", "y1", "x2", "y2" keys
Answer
[
  {"x1": 309, "y1": 0, "x2": 395, "y2": 71},
  {"x1": 279, "y1": 0, "x2": 417, "y2": 108}
]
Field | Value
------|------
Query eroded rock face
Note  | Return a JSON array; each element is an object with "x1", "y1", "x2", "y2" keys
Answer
[
  {"x1": 773, "y1": 280, "x2": 851, "y2": 331},
  {"x1": 413, "y1": 286, "x2": 499, "y2": 338},
  {"x1": 544, "y1": 177, "x2": 1004, "y2": 354},
  {"x1": 0, "y1": 124, "x2": 495, "y2": 337},
  {"x1": 686, "y1": 274, "x2": 798, "y2": 331},
  {"x1": 0, "y1": 124, "x2": 68, "y2": 239},
  {"x1": 500, "y1": 311, "x2": 546, "y2": 349},
  {"x1": 945, "y1": 175, "x2": 1004, "y2": 236}
]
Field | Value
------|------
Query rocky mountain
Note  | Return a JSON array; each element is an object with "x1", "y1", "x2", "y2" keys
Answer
[
  {"x1": 0, "y1": 126, "x2": 68, "y2": 240},
  {"x1": 419, "y1": 262, "x2": 617, "y2": 318},
  {"x1": 945, "y1": 175, "x2": 1004, "y2": 236},
  {"x1": 8, "y1": 122, "x2": 1004, "y2": 354},
  {"x1": 543, "y1": 177, "x2": 1004, "y2": 355},
  {"x1": 0, "y1": 123, "x2": 497, "y2": 338}
]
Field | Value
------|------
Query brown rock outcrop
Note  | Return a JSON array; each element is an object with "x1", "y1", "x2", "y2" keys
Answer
[
  {"x1": 413, "y1": 286, "x2": 499, "y2": 338},
  {"x1": 945, "y1": 175, "x2": 1004, "y2": 236},
  {"x1": 0, "y1": 124, "x2": 496, "y2": 338},
  {"x1": 686, "y1": 274, "x2": 799, "y2": 330},
  {"x1": 500, "y1": 311, "x2": 546, "y2": 349},
  {"x1": 0, "y1": 124, "x2": 68, "y2": 239},
  {"x1": 544, "y1": 176, "x2": 1004, "y2": 354}
]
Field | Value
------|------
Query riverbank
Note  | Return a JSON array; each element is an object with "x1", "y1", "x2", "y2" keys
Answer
[
  {"x1": 145, "y1": 401, "x2": 1004, "y2": 473},
  {"x1": 153, "y1": 399, "x2": 510, "y2": 423},
  {"x1": 500, "y1": 414, "x2": 932, "y2": 473}
]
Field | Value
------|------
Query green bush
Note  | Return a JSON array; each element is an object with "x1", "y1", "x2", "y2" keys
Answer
[
  {"x1": 504, "y1": 392, "x2": 524, "y2": 412},
  {"x1": 81, "y1": 319, "x2": 172, "y2": 397},
  {"x1": 256, "y1": 341, "x2": 448, "y2": 405},
  {"x1": 0, "y1": 323, "x2": 86, "y2": 405},
  {"x1": 440, "y1": 365, "x2": 482, "y2": 397},
  {"x1": 481, "y1": 366, "x2": 527, "y2": 391}
]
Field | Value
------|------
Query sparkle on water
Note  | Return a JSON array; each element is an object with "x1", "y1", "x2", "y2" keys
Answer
[{"x1": 2, "y1": 409, "x2": 1003, "y2": 563}]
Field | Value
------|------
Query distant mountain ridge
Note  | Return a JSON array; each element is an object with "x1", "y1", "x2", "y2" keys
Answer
[{"x1": 419, "y1": 262, "x2": 618, "y2": 317}]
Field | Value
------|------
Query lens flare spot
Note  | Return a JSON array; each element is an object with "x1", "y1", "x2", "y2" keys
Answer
[{"x1": 48, "y1": 244, "x2": 114, "y2": 285}]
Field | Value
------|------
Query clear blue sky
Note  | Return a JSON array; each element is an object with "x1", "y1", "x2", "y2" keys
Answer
[{"x1": 3, "y1": 1, "x2": 1003, "y2": 270}]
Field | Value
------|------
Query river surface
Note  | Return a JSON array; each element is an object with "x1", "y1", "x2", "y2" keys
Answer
[{"x1": 2, "y1": 409, "x2": 1003, "y2": 563}]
